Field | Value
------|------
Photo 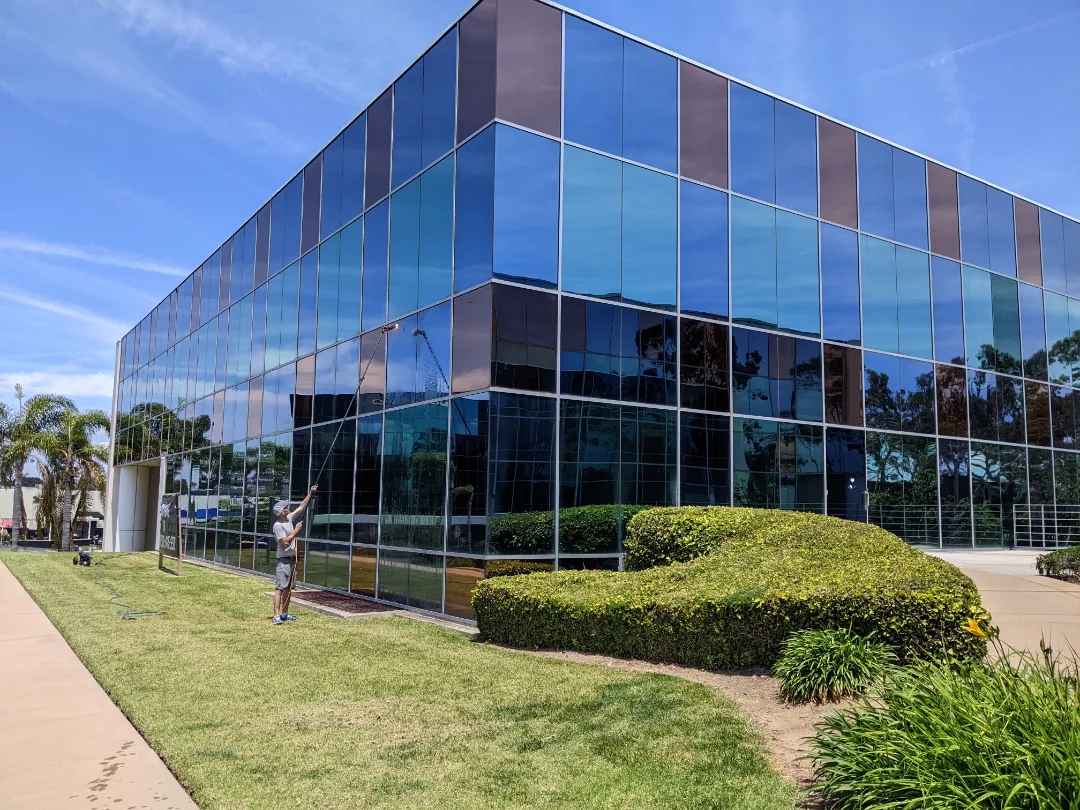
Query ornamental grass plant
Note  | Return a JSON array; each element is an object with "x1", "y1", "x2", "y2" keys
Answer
[
  {"x1": 809, "y1": 640, "x2": 1080, "y2": 809},
  {"x1": 773, "y1": 628, "x2": 895, "y2": 704}
]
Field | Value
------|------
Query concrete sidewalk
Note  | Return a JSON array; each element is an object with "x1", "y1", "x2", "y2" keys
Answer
[
  {"x1": 930, "y1": 550, "x2": 1080, "y2": 656},
  {"x1": 0, "y1": 560, "x2": 198, "y2": 810}
]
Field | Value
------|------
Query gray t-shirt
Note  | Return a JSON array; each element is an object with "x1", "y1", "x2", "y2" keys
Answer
[{"x1": 273, "y1": 511, "x2": 299, "y2": 560}]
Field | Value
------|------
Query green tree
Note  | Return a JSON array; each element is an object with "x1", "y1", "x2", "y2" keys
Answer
[
  {"x1": 0, "y1": 392, "x2": 73, "y2": 547},
  {"x1": 35, "y1": 406, "x2": 110, "y2": 553}
]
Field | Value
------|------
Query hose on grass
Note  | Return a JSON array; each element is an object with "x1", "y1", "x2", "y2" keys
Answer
[{"x1": 92, "y1": 553, "x2": 165, "y2": 621}]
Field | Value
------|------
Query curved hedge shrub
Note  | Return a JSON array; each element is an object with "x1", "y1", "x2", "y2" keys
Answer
[
  {"x1": 473, "y1": 508, "x2": 987, "y2": 669},
  {"x1": 1036, "y1": 545, "x2": 1080, "y2": 582}
]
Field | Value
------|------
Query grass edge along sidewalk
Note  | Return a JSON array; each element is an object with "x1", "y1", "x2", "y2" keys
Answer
[{"x1": 0, "y1": 552, "x2": 798, "y2": 810}]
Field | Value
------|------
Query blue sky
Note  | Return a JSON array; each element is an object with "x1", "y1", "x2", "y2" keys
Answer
[{"x1": 1, "y1": 0, "x2": 1078, "y2": 418}]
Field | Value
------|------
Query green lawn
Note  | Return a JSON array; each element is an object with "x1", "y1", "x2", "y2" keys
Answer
[{"x1": 2, "y1": 552, "x2": 797, "y2": 810}]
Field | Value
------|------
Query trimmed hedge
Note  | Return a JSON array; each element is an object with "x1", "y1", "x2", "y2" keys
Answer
[
  {"x1": 485, "y1": 560, "x2": 554, "y2": 578},
  {"x1": 488, "y1": 504, "x2": 650, "y2": 556},
  {"x1": 473, "y1": 507, "x2": 988, "y2": 669},
  {"x1": 1036, "y1": 545, "x2": 1080, "y2": 582}
]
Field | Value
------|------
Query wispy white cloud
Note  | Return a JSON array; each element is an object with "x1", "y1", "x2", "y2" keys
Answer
[
  {"x1": 867, "y1": 10, "x2": 1080, "y2": 79},
  {"x1": 96, "y1": 0, "x2": 360, "y2": 98},
  {"x1": 0, "y1": 369, "x2": 115, "y2": 400},
  {"x1": 0, "y1": 287, "x2": 130, "y2": 336},
  {"x1": 0, "y1": 232, "x2": 187, "y2": 277}
]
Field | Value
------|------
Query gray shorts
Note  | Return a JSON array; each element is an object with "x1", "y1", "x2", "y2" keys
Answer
[{"x1": 275, "y1": 559, "x2": 295, "y2": 590}]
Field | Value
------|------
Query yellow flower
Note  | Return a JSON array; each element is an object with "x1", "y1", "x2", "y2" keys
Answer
[{"x1": 964, "y1": 617, "x2": 987, "y2": 638}]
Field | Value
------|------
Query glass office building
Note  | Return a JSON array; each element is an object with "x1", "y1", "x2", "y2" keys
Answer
[{"x1": 107, "y1": 0, "x2": 1080, "y2": 619}]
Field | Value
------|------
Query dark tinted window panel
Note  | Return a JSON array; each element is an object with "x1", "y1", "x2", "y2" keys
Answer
[
  {"x1": 936, "y1": 364, "x2": 968, "y2": 437},
  {"x1": 680, "y1": 412, "x2": 730, "y2": 506},
  {"x1": 863, "y1": 351, "x2": 900, "y2": 431},
  {"x1": 900, "y1": 358, "x2": 936, "y2": 434},
  {"x1": 448, "y1": 394, "x2": 488, "y2": 555},
  {"x1": 365, "y1": 90, "x2": 393, "y2": 207},
  {"x1": 826, "y1": 427, "x2": 866, "y2": 521},
  {"x1": 457, "y1": 0, "x2": 497, "y2": 143},
  {"x1": 1052, "y1": 385, "x2": 1077, "y2": 450},
  {"x1": 824, "y1": 344, "x2": 862, "y2": 427},
  {"x1": 990, "y1": 274, "x2": 1022, "y2": 377},
  {"x1": 1025, "y1": 381, "x2": 1051, "y2": 447},
  {"x1": 680, "y1": 318, "x2": 729, "y2": 412},
  {"x1": 353, "y1": 414, "x2": 382, "y2": 543},
  {"x1": 495, "y1": 0, "x2": 562, "y2": 138},
  {"x1": 301, "y1": 154, "x2": 322, "y2": 256},
  {"x1": 928, "y1": 162, "x2": 960, "y2": 260},
  {"x1": 1054, "y1": 452, "x2": 1080, "y2": 507},
  {"x1": 294, "y1": 354, "x2": 314, "y2": 428},
  {"x1": 622, "y1": 39, "x2": 677, "y2": 173},
  {"x1": 492, "y1": 283, "x2": 557, "y2": 393},
  {"x1": 1015, "y1": 198, "x2": 1043, "y2": 286},
  {"x1": 451, "y1": 285, "x2": 493, "y2": 394},
  {"x1": 818, "y1": 119, "x2": 858, "y2": 229},
  {"x1": 488, "y1": 392, "x2": 557, "y2": 547},
  {"x1": 1028, "y1": 447, "x2": 1054, "y2": 505},
  {"x1": 679, "y1": 182, "x2": 728, "y2": 319},
  {"x1": 679, "y1": 62, "x2": 727, "y2": 189},
  {"x1": 564, "y1": 17, "x2": 622, "y2": 157}
]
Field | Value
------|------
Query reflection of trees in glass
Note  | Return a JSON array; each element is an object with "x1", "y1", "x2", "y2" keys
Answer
[
  {"x1": 1025, "y1": 348, "x2": 1048, "y2": 381},
  {"x1": 1049, "y1": 330, "x2": 1080, "y2": 385}
]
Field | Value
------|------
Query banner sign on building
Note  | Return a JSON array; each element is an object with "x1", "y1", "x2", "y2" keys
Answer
[{"x1": 157, "y1": 494, "x2": 182, "y2": 574}]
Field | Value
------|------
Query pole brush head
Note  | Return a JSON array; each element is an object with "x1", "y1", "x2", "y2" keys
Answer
[{"x1": 381, "y1": 323, "x2": 400, "y2": 333}]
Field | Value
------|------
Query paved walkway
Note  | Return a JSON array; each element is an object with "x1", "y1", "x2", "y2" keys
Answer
[
  {"x1": 0, "y1": 560, "x2": 198, "y2": 810},
  {"x1": 930, "y1": 550, "x2": 1080, "y2": 657}
]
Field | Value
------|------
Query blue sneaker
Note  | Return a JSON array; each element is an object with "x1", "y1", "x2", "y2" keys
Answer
[
  {"x1": 272, "y1": 616, "x2": 284, "y2": 625},
  {"x1": 283, "y1": 613, "x2": 298, "y2": 621}
]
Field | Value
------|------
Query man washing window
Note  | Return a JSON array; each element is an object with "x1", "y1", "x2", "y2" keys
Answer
[{"x1": 271, "y1": 485, "x2": 317, "y2": 625}]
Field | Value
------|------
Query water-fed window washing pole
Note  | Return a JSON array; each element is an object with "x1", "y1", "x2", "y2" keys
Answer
[{"x1": 278, "y1": 322, "x2": 399, "y2": 618}]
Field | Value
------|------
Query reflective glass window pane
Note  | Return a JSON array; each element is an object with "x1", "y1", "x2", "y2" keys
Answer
[
  {"x1": 730, "y1": 84, "x2": 774, "y2": 204},
  {"x1": 679, "y1": 181, "x2": 728, "y2": 319},
  {"x1": 422, "y1": 31, "x2": 457, "y2": 168},
  {"x1": 313, "y1": 346, "x2": 336, "y2": 425},
  {"x1": 493, "y1": 125, "x2": 559, "y2": 287},
  {"x1": 451, "y1": 285, "x2": 492, "y2": 394},
  {"x1": 362, "y1": 200, "x2": 389, "y2": 330},
  {"x1": 270, "y1": 176, "x2": 302, "y2": 274},
  {"x1": 448, "y1": 393, "x2": 488, "y2": 555},
  {"x1": 936, "y1": 364, "x2": 968, "y2": 437},
  {"x1": 357, "y1": 328, "x2": 387, "y2": 415},
  {"x1": 366, "y1": 90, "x2": 393, "y2": 206},
  {"x1": 563, "y1": 17, "x2": 622, "y2": 156},
  {"x1": 857, "y1": 135, "x2": 894, "y2": 240},
  {"x1": 622, "y1": 40, "x2": 677, "y2": 172},
  {"x1": 963, "y1": 265, "x2": 995, "y2": 370},
  {"x1": 320, "y1": 137, "x2": 344, "y2": 240},
  {"x1": 860, "y1": 236, "x2": 898, "y2": 354},
  {"x1": 294, "y1": 355, "x2": 314, "y2": 428},
  {"x1": 818, "y1": 119, "x2": 858, "y2": 229},
  {"x1": 454, "y1": 125, "x2": 495, "y2": 292},
  {"x1": 932, "y1": 257, "x2": 965, "y2": 365},
  {"x1": 680, "y1": 412, "x2": 730, "y2": 506},
  {"x1": 986, "y1": 187, "x2": 1016, "y2": 277},
  {"x1": 896, "y1": 246, "x2": 933, "y2": 360},
  {"x1": 457, "y1": 0, "x2": 496, "y2": 142},
  {"x1": 218, "y1": 246, "x2": 233, "y2": 315},
  {"x1": 899, "y1": 358, "x2": 935, "y2": 434},
  {"x1": 820, "y1": 224, "x2": 859, "y2": 345},
  {"x1": 342, "y1": 115, "x2": 366, "y2": 228},
  {"x1": 381, "y1": 403, "x2": 449, "y2": 551},
  {"x1": 990, "y1": 274, "x2": 1022, "y2": 377},
  {"x1": 316, "y1": 233, "x2": 341, "y2": 350},
  {"x1": 1041, "y1": 209, "x2": 1067, "y2": 294},
  {"x1": 492, "y1": 284, "x2": 557, "y2": 393},
  {"x1": 928, "y1": 162, "x2": 961, "y2": 261},
  {"x1": 1066, "y1": 219, "x2": 1080, "y2": 298},
  {"x1": 1015, "y1": 198, "x2": 1043, "y2": 286},
  {"x1": 388, "y1": 178, "x2": 421, "y2": 321},
  {"x1": 1026, "y1": 381, "x2": 1052, "y2": 447},
  {"x1": 254, "y1": 204, "x2": 270, "y2": 288},
  {"x1": 353, "y1": 413, "x2": 382, "y2": 544},
  {"x1": 309, "y1": 420, "x2": 356, "y2": 542},
  {"x1": 417, "y1": 155, "x2": 454, "y2": 309},
  {"x1": 679, "y1": 62, "x2": 727, "y2": 188},
  {"x1": 775, "y1": 101, "x2": 817, "y2": 216},
  {"x1": 824, "y1": 344, "x2": 862, "y2": 427},
  {"x1": 622, "y1": 164, "x2": 677, "y2": 309},
  {"x1": 1052, "y1": 385, "x2": 1077, "y2": 449},
  {"x1": 1044, "y1": 292, "x2": 1072, "y2": 385},
  {"x1": 297, "y1": 252, "x2": 317, "y2": 358},
  {"x1": 825, "y1": 427, "x2": 866, "y2": 521},
  {"x1": 385, "y1": 301, "x2": 451, "y2": 408},
  {"x1": 776, "y1": 210, "x2": 819, "y2": 337},
  {"x1": 1019, "y1": 283, "x2": 1047, "y2": 380},
  {"x1": 494, "y1": 0, "x2": 562, "y2": 137},
  {"x1": 562, "y1": 146, "x2": 621, "y2": 299},
  {"x1": 893, "y1": 150, "x2": 928, "y2": 249},
  {"x1": 958, "y1": 176, "x2": 990, "y2": 269},
  {"x1": 731, "y1": 197, "x2": 776, "y2": 329},
  {"x1": 392, "y1": 61, "x2": 424, "y2": 190},
  {"x1": 619, "y1": 308, "x2": 678, "y2": 406},
  {"x1": 731, "y1": 326, "x2": 771, "y2": 417},
  {"x1": 679, "y1": 318, "x2": 729, "y2": 412},
  {"x1": 864, "y1": 351, "x2": 901, "y2": 431}
]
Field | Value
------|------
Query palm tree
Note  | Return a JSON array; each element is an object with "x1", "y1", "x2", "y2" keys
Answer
[
  {"x1": 0, "y1": 393, "x2": 73, "y2": 548},
  {"x1": 0, "y1": 402, "x2": 12, "y2": 544},
  {"x1": 36, "y1": 407, "x2": 110, "y2": 553}
]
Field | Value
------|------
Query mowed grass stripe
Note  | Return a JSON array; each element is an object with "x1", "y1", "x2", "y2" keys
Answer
[{"x1": 2, "y1": 552, "x2": 797, "y2": 810}]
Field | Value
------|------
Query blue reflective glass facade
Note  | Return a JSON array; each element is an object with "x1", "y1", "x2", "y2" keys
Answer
[{"x1": 113, "y1": 0, "x2": 1080, "y2": 621}]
